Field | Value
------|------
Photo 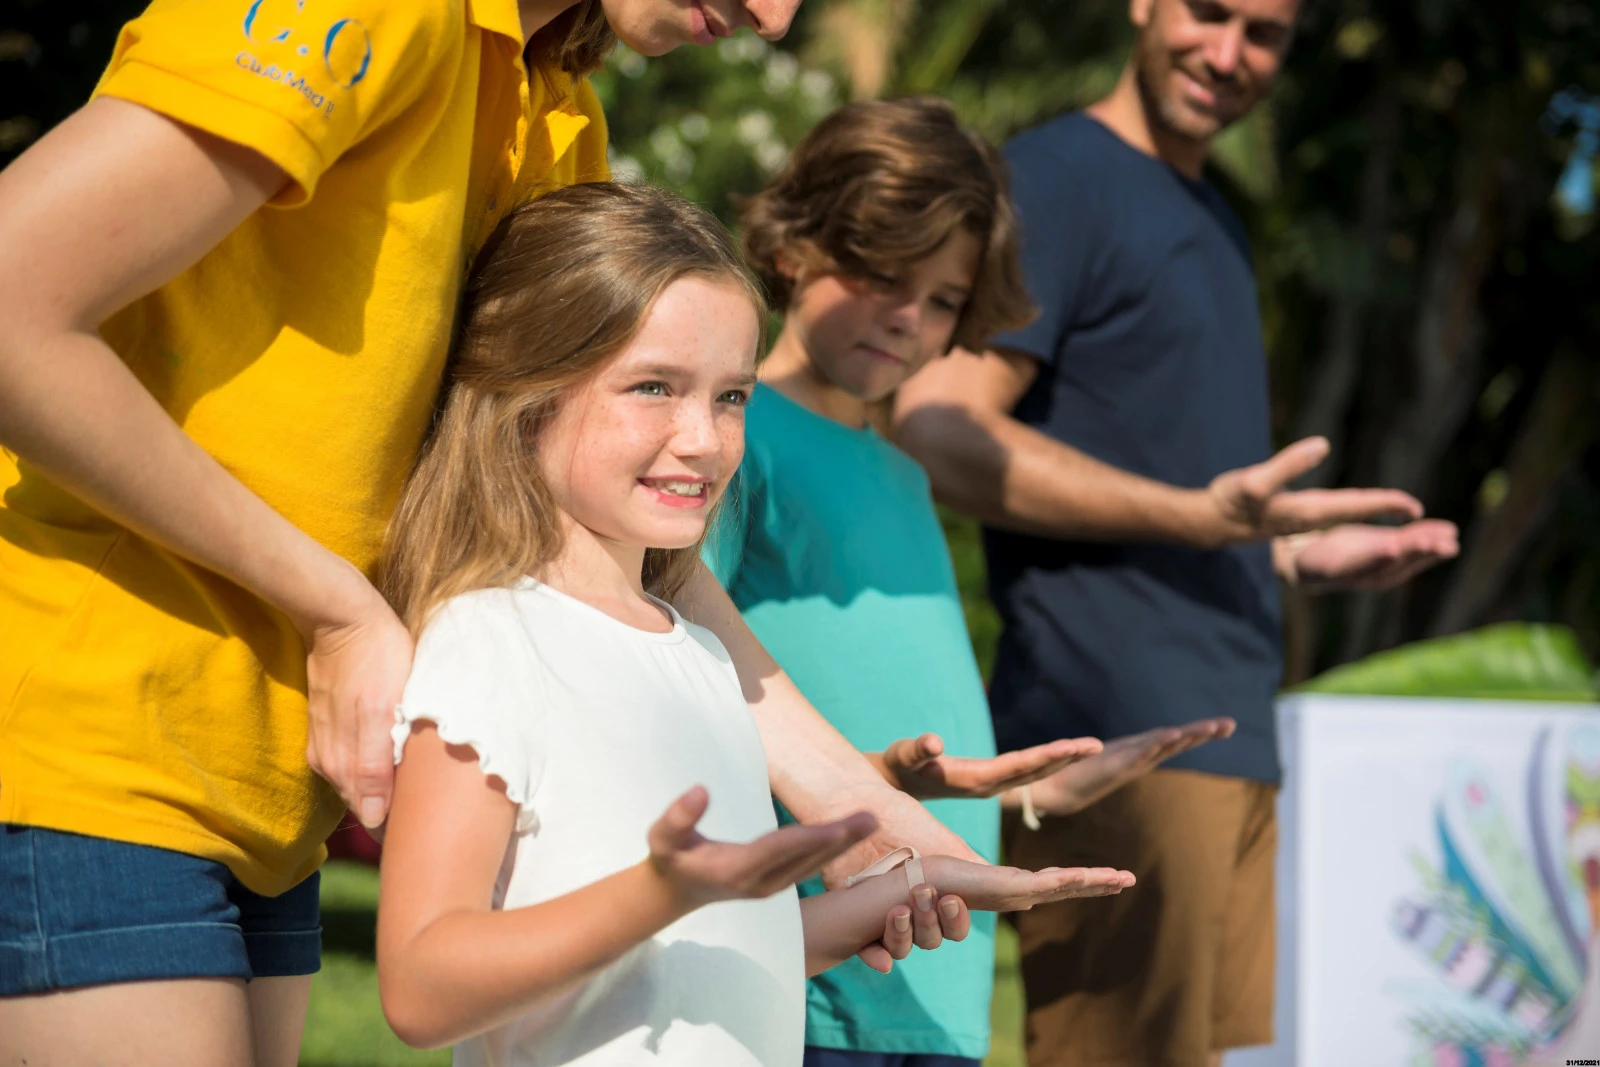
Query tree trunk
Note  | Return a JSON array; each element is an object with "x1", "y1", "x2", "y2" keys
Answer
[
  {"x1": 1428, "y1": 347, "x2": 1600, "y2": 635},
  {"x1": 1338, "y1": 95, "x2": 1509, "y2": 661}
]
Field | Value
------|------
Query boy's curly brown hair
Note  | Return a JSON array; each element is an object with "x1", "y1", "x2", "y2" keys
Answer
[{"x1": 739, "y1": 96, "x2": 1036, "y2": 353}]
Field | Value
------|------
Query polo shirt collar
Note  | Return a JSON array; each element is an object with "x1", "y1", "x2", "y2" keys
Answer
[{"x1": 466, "y1": 0, "x2": 526, "y2": 44}]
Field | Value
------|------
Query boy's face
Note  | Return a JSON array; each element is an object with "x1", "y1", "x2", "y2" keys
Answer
[{"x1": 785, "y1": 229, "x2": 982, "y2": 404}]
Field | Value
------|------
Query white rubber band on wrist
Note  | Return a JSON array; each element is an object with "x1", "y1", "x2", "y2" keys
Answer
[
  {"x1": 1021, "y1": 783, "x2": 1043, "y2": 831},
  {"x1": 844, "y1": 845, "x2": 925, "y2": 892}
]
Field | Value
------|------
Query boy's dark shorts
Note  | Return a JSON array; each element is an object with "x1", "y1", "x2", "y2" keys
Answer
[
  {"x1": 0, "y1": 824, "x2": 321, "y2": 995},
  {"x1": 1004, "y1": 768, "x2": 1278, "y2": 1067}
]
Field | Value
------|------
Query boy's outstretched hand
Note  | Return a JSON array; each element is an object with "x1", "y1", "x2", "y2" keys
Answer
[
  {"x1": 921, "y1": 855, "x2": 1134, "y2": 911},
  {"x1": 1017, "y1": 717, "x2": 1236, "y2": 817},
  {"x1": 647, "y1": 786, "x2": 878, "y2": 908},
  {"x1": 872, "y1": 733, "x2": 1104, "y2": 799}
]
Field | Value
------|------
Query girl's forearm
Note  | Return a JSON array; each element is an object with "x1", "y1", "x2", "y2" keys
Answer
[
  {"x1": 673, "y1": 565, "x2": 984, "y2": 878},
  {"x1": 379, "y1": 859, "x2": 693, "y2": 1049},
  {"x1": 799, "y1": 874, "x2": 917, "y2": 976}
]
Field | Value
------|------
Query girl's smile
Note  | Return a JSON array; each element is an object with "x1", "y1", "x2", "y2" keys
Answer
[{"x1": 639, "y1": 477, "x2": 713, "y2": 507}]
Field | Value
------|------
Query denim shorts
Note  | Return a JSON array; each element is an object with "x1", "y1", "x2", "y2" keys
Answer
[{"x1": 0, "y1": 824, "x2": 321, "y2": 994}]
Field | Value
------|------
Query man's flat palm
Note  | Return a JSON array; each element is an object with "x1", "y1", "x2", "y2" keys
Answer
[
  {"x1": 1030, "y1": 717, "x2": 1235, "y2": 816},
  {"x1": 1291, "y1": 520, "x2": 1459, "y2": 592}
]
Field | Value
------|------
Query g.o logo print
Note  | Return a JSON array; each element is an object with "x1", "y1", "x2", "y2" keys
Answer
[{"x1": 241, "y1": 0, "x2": 371, "y2": 89}]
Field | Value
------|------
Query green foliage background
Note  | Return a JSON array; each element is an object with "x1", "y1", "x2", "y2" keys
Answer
[{"x1": 5, "y1": 1, "x2": 1600, "y2": 1064}]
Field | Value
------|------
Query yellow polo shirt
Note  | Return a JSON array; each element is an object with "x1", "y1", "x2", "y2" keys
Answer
[{"x1": 0, "y1": 0, "x2": 608, "y2": 895}]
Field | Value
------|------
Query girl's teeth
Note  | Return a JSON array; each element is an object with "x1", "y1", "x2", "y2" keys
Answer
[{"x1": 657, "y1": 482, "x2": 704, "y2": 496}]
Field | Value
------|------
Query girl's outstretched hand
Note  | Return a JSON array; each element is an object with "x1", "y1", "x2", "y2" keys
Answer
[
  {"x1": 921, "y1": 855, "x2": 1134, "y2": 912},
  {"x1": 304, "y1": 582, "x2": 416, "y2": 832},
  {"x1": 648, "y1": 786, "x2": 878, "y2": 908}
]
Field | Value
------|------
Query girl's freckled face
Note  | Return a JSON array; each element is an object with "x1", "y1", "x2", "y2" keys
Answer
[{"x1": 538, "y1": 275, "x2": 760, "y2": 551}]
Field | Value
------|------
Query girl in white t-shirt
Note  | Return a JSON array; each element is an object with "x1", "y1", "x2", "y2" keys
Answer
[{"x1": 375, "y1": 183, "x2": 1121, "y2": 1067}]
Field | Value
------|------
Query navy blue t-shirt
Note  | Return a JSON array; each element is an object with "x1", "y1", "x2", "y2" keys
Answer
[{"x1": 984, "y1": 112, "x2": 1282, "y2": 783}]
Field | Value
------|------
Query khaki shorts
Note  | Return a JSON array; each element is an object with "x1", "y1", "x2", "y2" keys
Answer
[{"x1": 1004, "y1": 768, "x2": 1278, "y2": 1067}]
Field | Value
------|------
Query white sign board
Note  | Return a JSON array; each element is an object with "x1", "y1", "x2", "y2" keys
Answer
[{"x1": 1227, "y1": 695, "x2": 1600, "y2": 1067}]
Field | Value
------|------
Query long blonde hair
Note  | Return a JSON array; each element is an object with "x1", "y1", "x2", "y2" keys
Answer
[{"x1": 382, "y1": 183, "x2": 765, "y2": 633}]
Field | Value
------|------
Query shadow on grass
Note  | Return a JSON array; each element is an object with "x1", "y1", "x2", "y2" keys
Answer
[{"x1": 322, "y1": 905, "x2": 378, "y2": 959}]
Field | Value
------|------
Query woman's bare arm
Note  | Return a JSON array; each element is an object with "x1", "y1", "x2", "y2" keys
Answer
[{"x1": 0, "y1": 97, "x2": 412, "y2": 827}]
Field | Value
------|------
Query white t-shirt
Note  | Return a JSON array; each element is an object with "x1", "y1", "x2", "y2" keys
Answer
[{"x1": 392, "y1": 578, "x2": 805, "y2": 1067}]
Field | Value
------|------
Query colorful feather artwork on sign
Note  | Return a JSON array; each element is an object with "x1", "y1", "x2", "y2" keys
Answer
[{"x1": 1392, "y1": 723, "x2": 1600, "y2": 1066}]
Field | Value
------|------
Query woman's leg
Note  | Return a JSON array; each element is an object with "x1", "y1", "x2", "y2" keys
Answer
[
  {"x1": 0, "y1": 978, "x2": 255, "y2": 1066},
  {"x1": 0, "y1": 826, "x2": 318, "y2": 1066},
  {"x1": 248, "y1": 974, "x2": 314, "y2": 1067}
]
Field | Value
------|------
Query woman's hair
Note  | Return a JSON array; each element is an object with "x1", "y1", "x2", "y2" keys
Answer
[
  {"x1": 739, "y1": 96, "x2": 1036, "y2": 352},
  {"x1": 530, "y1": 0, "x2": 615, "y2": 78},
  {"x1": 382, "y1": 182, "x2": 764, "y2": 633}
]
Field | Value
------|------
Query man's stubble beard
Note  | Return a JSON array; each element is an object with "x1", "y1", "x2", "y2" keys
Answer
[{"x1": 1133, "y1": 40, "x2": 1235, "y2": 147}]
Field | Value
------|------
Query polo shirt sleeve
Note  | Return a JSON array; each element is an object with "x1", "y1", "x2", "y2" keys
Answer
[
  {"x1": 987, "y1": 135, "x2": 1097, "y2": 367},
  {"x1": 92, "y1": 0, "x2": 455, "y2": 207}
]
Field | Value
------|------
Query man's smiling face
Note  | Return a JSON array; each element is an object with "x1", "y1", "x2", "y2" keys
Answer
[{"x1": 1131, "y1": 0, "x2": 1298, "y2": 143}]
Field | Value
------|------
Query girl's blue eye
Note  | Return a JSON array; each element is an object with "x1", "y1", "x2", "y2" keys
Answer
[
  {"x1": 933, "y1": 298, "x2": 961, "y2": 314},
  {"x1": 635, "y1": 381, "x2": 667, "y2": 396},
  {"x1": 718, "y1": 389, "x2": 750, "y2": 406}
]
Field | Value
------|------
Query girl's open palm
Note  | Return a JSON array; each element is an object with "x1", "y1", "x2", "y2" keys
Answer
[
  {"x1": 648, "y1": 786, "x2": 878, "y2": 908},
  {"x1": 922, "y1": 855, "x2": 1135, "y2": 911}
]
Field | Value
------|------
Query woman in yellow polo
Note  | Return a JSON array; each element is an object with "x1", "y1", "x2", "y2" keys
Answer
[{"x1": 0, "y1": 0, "x2": 807, "y2": 1062}]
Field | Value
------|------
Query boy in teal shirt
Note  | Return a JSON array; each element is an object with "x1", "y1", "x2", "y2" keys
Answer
[
  {"x1": 705, "y1": 97, "x2": 1038, "y2": 1063},
  {"x1": 709, "y1": 98, "x2": 1235, "y2": 1066}
]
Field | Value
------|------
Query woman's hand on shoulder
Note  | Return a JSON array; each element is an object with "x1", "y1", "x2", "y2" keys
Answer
[
  {"x1": 645, "y1": 786, "x2": 877, "y2": 910},
  {"x1": 304, "y1": 571, "x2": 415, "y2": 831}
]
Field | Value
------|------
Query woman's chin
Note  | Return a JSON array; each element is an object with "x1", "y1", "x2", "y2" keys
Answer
[{"x1": 611, "y1": 23, "x2": 683, "y2": 57}]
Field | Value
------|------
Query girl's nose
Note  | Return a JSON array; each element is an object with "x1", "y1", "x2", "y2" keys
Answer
[{"x1": 673, "y1": 402, "x2": 721, "y2": 456}]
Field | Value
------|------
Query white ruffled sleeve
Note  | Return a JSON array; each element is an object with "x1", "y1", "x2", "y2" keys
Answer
[{"x1": 392, "y1": 589, "x2": 546, "y2": 834}]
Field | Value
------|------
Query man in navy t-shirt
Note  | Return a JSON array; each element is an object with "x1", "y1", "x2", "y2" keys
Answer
[{"x1": 895, "y1": 0, "x2": 1458, "y2": 1063}]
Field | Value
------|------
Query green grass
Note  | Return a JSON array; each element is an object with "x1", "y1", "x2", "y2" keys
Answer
[
  {"x1": 303, "y1": 862, "x2": 1026, "y2": 1067},
  {"x1": 301, "y1": 863, "x2": 446, "y2": 1067},
  {"x1": 984, "y1": 918, "x2": 1026, "y2": 1067}
]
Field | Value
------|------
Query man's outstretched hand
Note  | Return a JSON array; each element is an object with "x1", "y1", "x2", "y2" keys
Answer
[
  {"x1": 1020, "y1": 717, "x2": 1236, "y2": 817},
  {"x1": 1284, "y1": 520, "x2": 1459, "y2": 593},
  {"x1": 872, "y1": 734, "x2": 1104, "y2": 799},
  {"x1": 1201, "y1": 436, "x2": 1424, "y2": 547}
]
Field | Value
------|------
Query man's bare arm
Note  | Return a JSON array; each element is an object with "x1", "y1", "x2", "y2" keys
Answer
[{"x1": 894, "y1": 346, "x2": 1425, "y2": 549}]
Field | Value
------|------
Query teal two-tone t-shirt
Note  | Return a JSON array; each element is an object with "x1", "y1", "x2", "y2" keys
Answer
[{"x1": 705, "y1": 384, "x2": 1000, "y2": 1059}]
